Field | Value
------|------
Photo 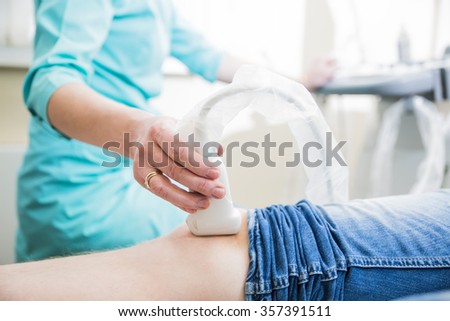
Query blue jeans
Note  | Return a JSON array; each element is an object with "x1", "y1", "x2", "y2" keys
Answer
[{"x1": 245, "y1": 190, "x2": 450, "y2": 300}]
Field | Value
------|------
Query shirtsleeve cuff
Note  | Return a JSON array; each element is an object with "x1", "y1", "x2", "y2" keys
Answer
[{"x1": 25, "y1": 67, "x2": 85, "y2": 128}]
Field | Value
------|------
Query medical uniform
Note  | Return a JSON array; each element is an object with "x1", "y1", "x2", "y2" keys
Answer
[{"x1": 17, "y1": 0, "x2": 224, "y2": 261}]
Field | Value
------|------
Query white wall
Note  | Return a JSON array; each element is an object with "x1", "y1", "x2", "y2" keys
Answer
[
  {"x1": 173, "y1": 0, "x2": 306, "y2": 77},
  {"x1": 0, "y1": 0, "x2": 34, "y2": 47},
  {"x1": 328, "y1": 0, "x2": 450, "y2": 67},
  {"x1": 0, "y1": 67, "x2": 28, "y2": 264}
]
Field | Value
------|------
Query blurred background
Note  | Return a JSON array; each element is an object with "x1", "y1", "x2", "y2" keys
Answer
[{"x1": 1, "y1": 0, "x2": 450, "y2": 264}]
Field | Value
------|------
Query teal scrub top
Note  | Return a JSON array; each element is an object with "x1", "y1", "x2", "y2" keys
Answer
[{"x1": 17, "y1": 0, "x2": 224, "y2": 262}]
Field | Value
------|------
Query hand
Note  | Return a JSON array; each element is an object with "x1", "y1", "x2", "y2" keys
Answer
[
  {"x1": 302, "y1": 56, "x2": 337, "y2": 91},
  {"x1": 131, "y1": 116, "x2": 226, "y2": 214}
]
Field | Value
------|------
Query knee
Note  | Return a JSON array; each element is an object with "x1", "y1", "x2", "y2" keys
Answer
[{"x1": 161, "y1": 209, "x2": 250, "y2": 300}]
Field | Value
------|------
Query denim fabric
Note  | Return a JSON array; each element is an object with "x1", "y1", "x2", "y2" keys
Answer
[{"x1": 245, "y1": 190, "x2": 450, "y2": 301}]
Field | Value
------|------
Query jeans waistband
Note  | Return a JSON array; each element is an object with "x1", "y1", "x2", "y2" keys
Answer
[{"x1": 245, "y1": 201, "x2": 348, "y2": 300}]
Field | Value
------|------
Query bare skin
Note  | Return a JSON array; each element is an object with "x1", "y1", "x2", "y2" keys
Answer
[{"x1": 0, "y1": 210, "x2": 249, "y2": 301}]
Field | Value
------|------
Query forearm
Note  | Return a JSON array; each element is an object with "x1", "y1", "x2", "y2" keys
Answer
[
  {"x1": 216, "y1": 54, "x2": 335, "y2": 91},
  {"x1": 48, "y1": 83, "x2": 153, "y2": 157}
]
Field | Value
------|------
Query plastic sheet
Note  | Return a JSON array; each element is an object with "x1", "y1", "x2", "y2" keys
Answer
[
  {"x1": 446, "y1": 113, "x2": 450, "y2": 162},
  {"x1": 177, "y1": 65, "x2": 349, "y2": 205},
  {"x1": 444, "y1": 113, "x2": 450, "y2": 188},
  {"x1": 370, "y1": 96, "x2": 446, "y2": 196}
]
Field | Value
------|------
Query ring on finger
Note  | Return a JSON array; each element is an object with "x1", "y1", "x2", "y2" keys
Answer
[{"x1": 144, "y1": 169, "x2": 163, "y2": 190}]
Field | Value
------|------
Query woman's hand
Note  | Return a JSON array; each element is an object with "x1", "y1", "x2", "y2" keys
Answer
[
  {"x1": 131, "y1": 116, "x2": 226, "y2": 214},
  {"x1": 302, "y1": 56, "x2": 337, "y2": 91}
]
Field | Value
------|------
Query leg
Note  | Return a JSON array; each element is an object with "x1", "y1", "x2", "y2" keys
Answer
[
  {"x1": 3, "y1": 192, "x2": 450, "y2": 301},
  {"x1": 1, "y1": 210, "x2": 249, "y2": 300},
  {"x1": 323, "y1": 190, "x2": 450, "y2": 300}
]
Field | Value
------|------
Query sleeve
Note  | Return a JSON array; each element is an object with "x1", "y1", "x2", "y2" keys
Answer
[
  {"x1": 23, "y1": 0, "x2": 114, "y2": 126},
  {"x1": 168, "y1": 3, "x2": 224, "y2": 83}
]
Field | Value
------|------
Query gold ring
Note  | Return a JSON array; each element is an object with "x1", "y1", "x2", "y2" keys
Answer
[{"x1": 144, "y1": 169, "x2": 162, "y2": 190}]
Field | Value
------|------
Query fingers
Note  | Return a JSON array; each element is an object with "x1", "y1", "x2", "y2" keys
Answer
[
  {"x1": 135, "y1": 167, "x2": 210, "y2": 213},
  {"x1": 164, "y1": 158, "x2": 226, "y2": 199},
  {"x1": 133, "y1": 117, "x2": 227, "y2": 212},
  {"x1": 217, "y1": 144, "x2": 224, "y2": 157},
  {"x1": 149, "y1": 122, "x2": 221, "y2": 180},
  {"x1": 148, "y1": 145, "x2": 226, "y2": 199}
]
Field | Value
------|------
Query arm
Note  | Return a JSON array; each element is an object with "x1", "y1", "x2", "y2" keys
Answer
[
  {"x1": 48, "y1": 84, "x2": 228, "y2": 213},
  {"x1": 216, "y1": 54, "x2": 337, "y2": 90},
  {"x1": 25, "y1": 0, "x2": 225, "y2": 213},
  {"x1": 0, "y1": 210, "x2": 249, "y2": 301}
]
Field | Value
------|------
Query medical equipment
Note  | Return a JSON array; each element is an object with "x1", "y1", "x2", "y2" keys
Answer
[
  {"x1": 318, "y1": 56, "x2": 450, "y2": 197},
  {"x1": 318, "y1": 52, "x2": 450, "y2": 102},
  {"x1": 184, "y1": 156, "x2": 242, "y2": 236},
  {"x1": 370, "y1": 96, "x2": 446, "y2": 196},
  {"x1": 397, "y1": 28, "x2": 411, "y2": 64},
  {"x1": 177, "y1": 65, "x2": 348, "y2": 236}
]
